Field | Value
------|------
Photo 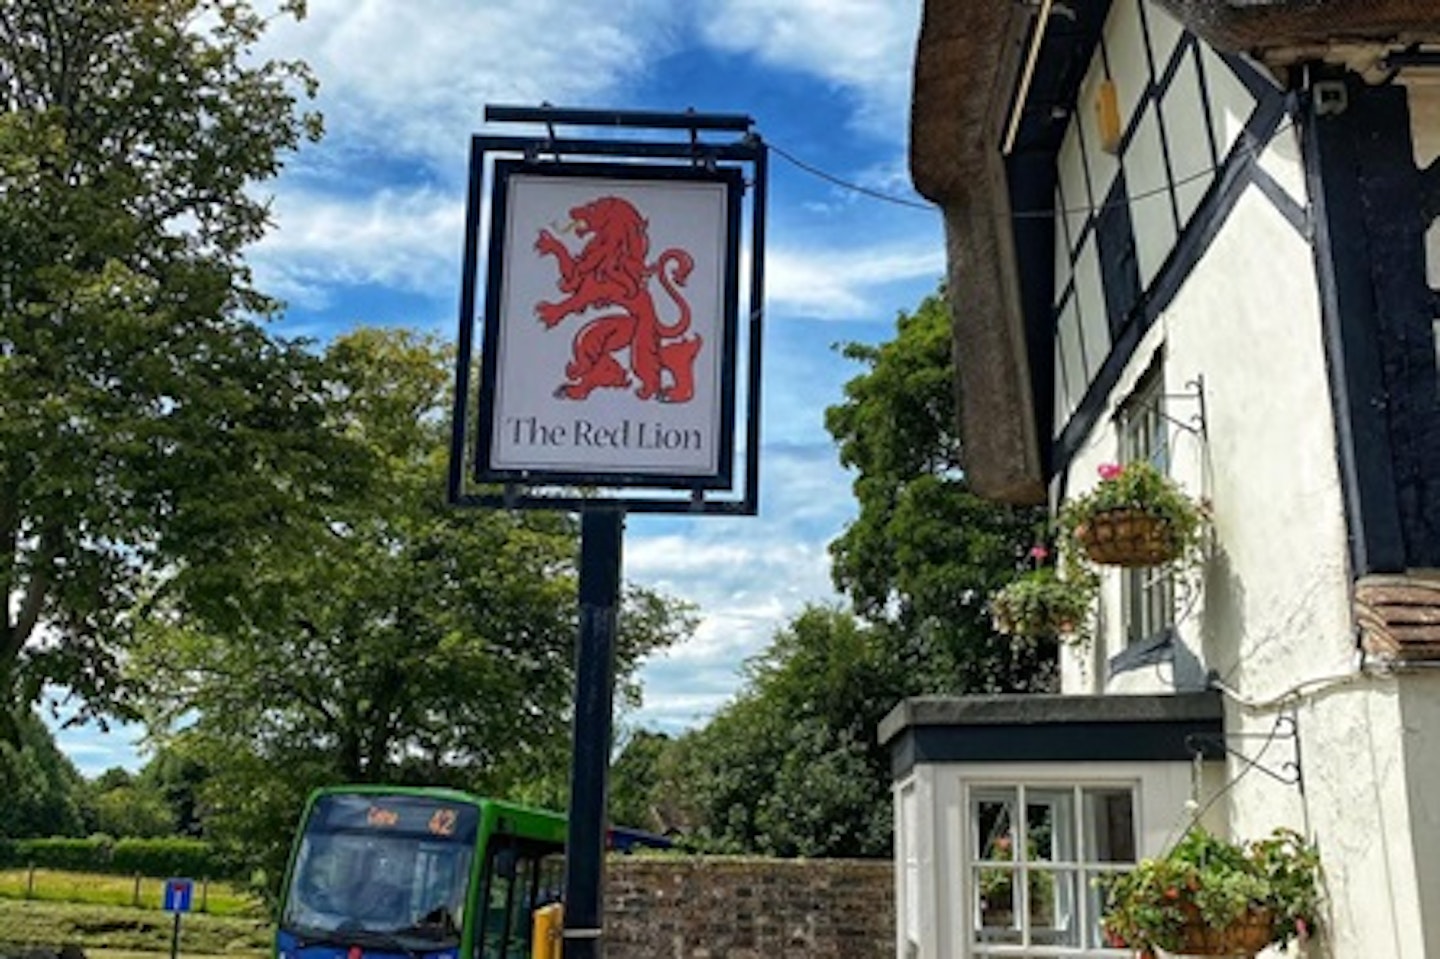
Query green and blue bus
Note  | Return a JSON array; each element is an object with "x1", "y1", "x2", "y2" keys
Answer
[{"x1": 274, "y1": 785, "x2": 668, "y2": 959}]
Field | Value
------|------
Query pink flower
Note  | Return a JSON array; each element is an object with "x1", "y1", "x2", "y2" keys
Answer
[
  {"x1": 1028, "y1": 545, "x2": 1049, "y2": 561},
  {"x1": 1097, "y1": 462, "x2": 1123, "y2": 481}
]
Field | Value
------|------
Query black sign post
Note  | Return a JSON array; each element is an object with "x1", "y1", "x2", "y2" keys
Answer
[
  {"x1": 560, "y1": 508, "x2": 623, "y2": 959},
  {"x1": 450, "y1": 105, "x2": 767, "y2": 959}
]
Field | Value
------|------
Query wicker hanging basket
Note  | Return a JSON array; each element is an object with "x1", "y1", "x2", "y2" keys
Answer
[
  {"x1": 991, "y1": 606, "x2": 1078, "y2": 639},
  {"x1": 1073, "y1": 507, "x2": 1180, "y2": 567},
  {"x1": 1171, "y1": 906, "x2": 1275, "y2": 957}
]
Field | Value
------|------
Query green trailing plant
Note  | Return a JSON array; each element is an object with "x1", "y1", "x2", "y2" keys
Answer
[
  {"x1": 989, "y1": 547, "x2": 1097, "y2": 643},
  {"x1": 1058, "y1": 461, "x2": 1208, "y2": 571},
  {"x1": 1101, "y1": 826, "x2": 1321, "y2": 957}
]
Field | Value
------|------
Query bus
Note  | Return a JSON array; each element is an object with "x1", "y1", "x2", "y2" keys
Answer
[{"x1": 274, "y1": 785, "x2": 669, "y2": 959}]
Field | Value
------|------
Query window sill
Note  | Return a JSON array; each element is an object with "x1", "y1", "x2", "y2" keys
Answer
[{"x1": 1107, "y1": 626, "x2": 1176, "y2": 678}]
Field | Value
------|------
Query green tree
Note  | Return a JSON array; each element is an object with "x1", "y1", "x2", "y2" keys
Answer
[
  {"x1": 826, "y1": 290, "x2": 1055, "y2": 693},
  {"x1": 608, "y1": 729, "x2": 674, "y2": 833},
  {"x1": 0, "y1": 710, "x2": 86, "y2": 838},
  {"x1": 0, "y1": 0, "x2": 330, "y2": 731},
  {"x1": 90, "y1": 766, "x2": 134, "y2": 793},
  {"x1": 665, "y1": 606, "x2": 910, "y2": 858},
  {"x1": 129, "y1": 329, "x2": 694, "y2": 891},
  {"x1": 650, "y1": 291, "x2": 1056, "y2": 859},
  {"x1": 136, "y1": 746, "x2": 211, "y2": 837},
  {"x1": 92, "y1": 783, "x2": 174, "y2": 838}
]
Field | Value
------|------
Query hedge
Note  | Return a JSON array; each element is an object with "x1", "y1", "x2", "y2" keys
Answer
[{"x1": 0, "y1": 836, "x2": 237, "y2": 879}]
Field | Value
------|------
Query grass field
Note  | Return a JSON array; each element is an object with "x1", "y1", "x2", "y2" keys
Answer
[
  {"x1": 0, "y1": 873, "x2": 271, "y2": 959},
  {"x1": 0, "y1": 872, "x2": 261, "y2": 919}
]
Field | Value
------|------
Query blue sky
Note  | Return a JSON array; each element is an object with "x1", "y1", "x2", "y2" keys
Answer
[{"x1": 50, "y1": 0, "x2": 945, "y2": 776}]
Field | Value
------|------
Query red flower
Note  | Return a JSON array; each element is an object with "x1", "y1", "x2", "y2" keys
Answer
[
  {"x1": 1098, "y1": 462, "x2": 1123, "y2": 481},
  {"x1": 1028, "y1": 544, "x2": 1049, "y2": 561}
]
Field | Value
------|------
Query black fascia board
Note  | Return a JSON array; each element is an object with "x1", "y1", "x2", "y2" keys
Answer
[{"x1": 881, "y1": 691, "x2": 1225, "y2": 780}]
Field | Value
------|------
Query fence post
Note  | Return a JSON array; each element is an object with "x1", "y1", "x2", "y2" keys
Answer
[
  {"x1": 26, "y1": 863, "x2": 35, "y2": 899},
  {"x1": 201, "y1": 876, "x2": 209, "y2": 913}
]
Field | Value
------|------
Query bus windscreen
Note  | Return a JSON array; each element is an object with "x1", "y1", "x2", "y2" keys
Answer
[{"x1": 279, "y1": 794, "x2": 478, "y2": 952}]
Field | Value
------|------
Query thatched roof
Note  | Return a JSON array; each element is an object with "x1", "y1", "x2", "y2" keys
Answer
[
  {"x1": 1156, "y1": 0, "x2": 1440, "y2": 54},
  {"x1": 910, "y1": 0, "x2": 1440, "y2": 505},
  {"x1": 910, "y1": 1, "x2": 1042, "y2": 504}
]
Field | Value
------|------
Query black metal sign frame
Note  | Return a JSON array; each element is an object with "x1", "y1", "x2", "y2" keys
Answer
[{"x1": 448, "y1": 108, "x2": 768, "y2": 516}]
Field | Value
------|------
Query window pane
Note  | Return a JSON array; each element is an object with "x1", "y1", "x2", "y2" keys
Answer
[
  {"x1": 1082, "y1": 789, "x2": 1136, "y2": 862},
  {"x1": 1026, "y1": 789, "x2": 1076, "y2": 862},
  {"x1": 1028, "y1": 869, "x2": 1080, "y2": 946},
  {"x1": 974, "y1": 865, "x2": 1021, "y2": 942},
  {"x1": 1120, "y1": 368, "x2": 1175, "y2": 643},
  {"x1": 973, "y1": 788, "x2": 1018, "y2": 861}
]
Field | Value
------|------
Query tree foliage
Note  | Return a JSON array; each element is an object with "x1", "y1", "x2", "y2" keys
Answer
[
  {"x1": 0, "y1": 710, "x2": 86, "y2": 838},
  {"x1": 623, "y1": 290, "x2": 1059, "y2": 859},
  {"x1": 0, "y1": 0, "x2": 330, "y2": 731},
  {"x1": 607, "y1": 729, "x2": 674, "y2": 834},
  {"x1": 135, "y1": 746, "x2": 211, "y2": 838},
  {"x1": 128, "y1": 329, "x2": 694, "y2": 890},
  {"x1": 92, "y1": 783, "x2": 175, "y2": 838},
  {"x1": 636, "y1": 606, "x2": 909, "y2": 858},
  {"x1": 825, "y1": 290, "x2": 1056, "y2": 694}
]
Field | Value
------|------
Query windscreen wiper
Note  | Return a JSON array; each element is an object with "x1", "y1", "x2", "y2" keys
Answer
[{"x1": 286, "y1": 925, "x2": 422, "y2": 958}]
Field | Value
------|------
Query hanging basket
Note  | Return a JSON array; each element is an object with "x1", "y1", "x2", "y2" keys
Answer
[
  {"x1": 991, "y1": 605, "x2": 1078, "y2": 639},
  {"x1": 988, "y1": 570, "x2": 1092, "y2": 640},
  {"x1": 1172, "y1": 906, "x2": 1275, "y2": 957},
  {"x1": 1073, "y1": 507, "x2": 1179, "y2": 567}
]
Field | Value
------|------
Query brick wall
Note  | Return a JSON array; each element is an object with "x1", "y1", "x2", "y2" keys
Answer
[{"x1": 605, "y1": 857, "x2": 894, "y2": 959}]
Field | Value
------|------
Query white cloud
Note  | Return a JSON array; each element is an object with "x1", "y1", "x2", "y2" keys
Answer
[
  {"x1": 48, "y1": 718, "x2": 147, "y2": 776},
  {"x1": 766, "y1": 242, "x2": 946, "y2": 319},
  {"x1": 251, "y1": 185, "x2": 465, "y2": 308},
  {"x1": 698, "y1": 0, "x2": 921, "y2": 136},
  {"x1": 263, "y1": 0, "x2": 682, "y2": 169}
]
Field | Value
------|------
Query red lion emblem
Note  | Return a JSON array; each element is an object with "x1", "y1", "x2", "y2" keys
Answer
[{"x1": 534, "y1": 195, "x2": 701, "y2": 403}]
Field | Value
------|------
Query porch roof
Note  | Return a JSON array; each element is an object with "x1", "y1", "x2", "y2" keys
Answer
[{"x1": 879, "y1": 691, "x2": 1225, "y2": 779}]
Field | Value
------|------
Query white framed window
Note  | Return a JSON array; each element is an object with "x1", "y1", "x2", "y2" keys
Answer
[
  {"x1": 1119, "y1": 369, "x2": 1174, "y2": 643},
  {"x1": 967, "y1": 782, "x2": 1137, "y2": 956}
]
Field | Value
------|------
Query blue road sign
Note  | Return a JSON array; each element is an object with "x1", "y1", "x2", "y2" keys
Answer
[{"x1": 163, "y1": 878, "x2": 194, "y2": 913}]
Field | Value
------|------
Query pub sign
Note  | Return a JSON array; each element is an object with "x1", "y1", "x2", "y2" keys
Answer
[{"x1": 474, "y1": 161, "x2": 744, "y2": 489}]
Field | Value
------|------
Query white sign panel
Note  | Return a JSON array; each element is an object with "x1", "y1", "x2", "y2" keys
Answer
[{"x1": 481, "y1": 166, "x2": 738, "y2": 484}]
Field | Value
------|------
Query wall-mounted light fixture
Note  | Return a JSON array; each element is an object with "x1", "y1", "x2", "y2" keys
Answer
[{"x1": 1096, "y1": 79, "x2": 1122, "y2": 154}]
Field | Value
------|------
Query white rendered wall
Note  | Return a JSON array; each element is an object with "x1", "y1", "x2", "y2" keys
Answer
[
  {"x1": 1054, "y1": 183, "x2": 1427, "y2": 959},
  {"x1": 1043, "y1": 7, "x2": 1437, "y2": 956}
]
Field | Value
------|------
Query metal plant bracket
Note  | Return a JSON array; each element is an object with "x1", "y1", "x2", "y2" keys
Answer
[
  {"x1": 1185, "y1": 713, "x2": 1302, "y2": 788},
  {"x1": 1160, "y1": 375, "x2": 1207, "y2": 440}
]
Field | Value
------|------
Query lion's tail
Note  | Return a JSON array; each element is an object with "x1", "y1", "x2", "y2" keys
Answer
[{"x1": 651, "y1": 249, "x2": 694, "y2": 338}]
